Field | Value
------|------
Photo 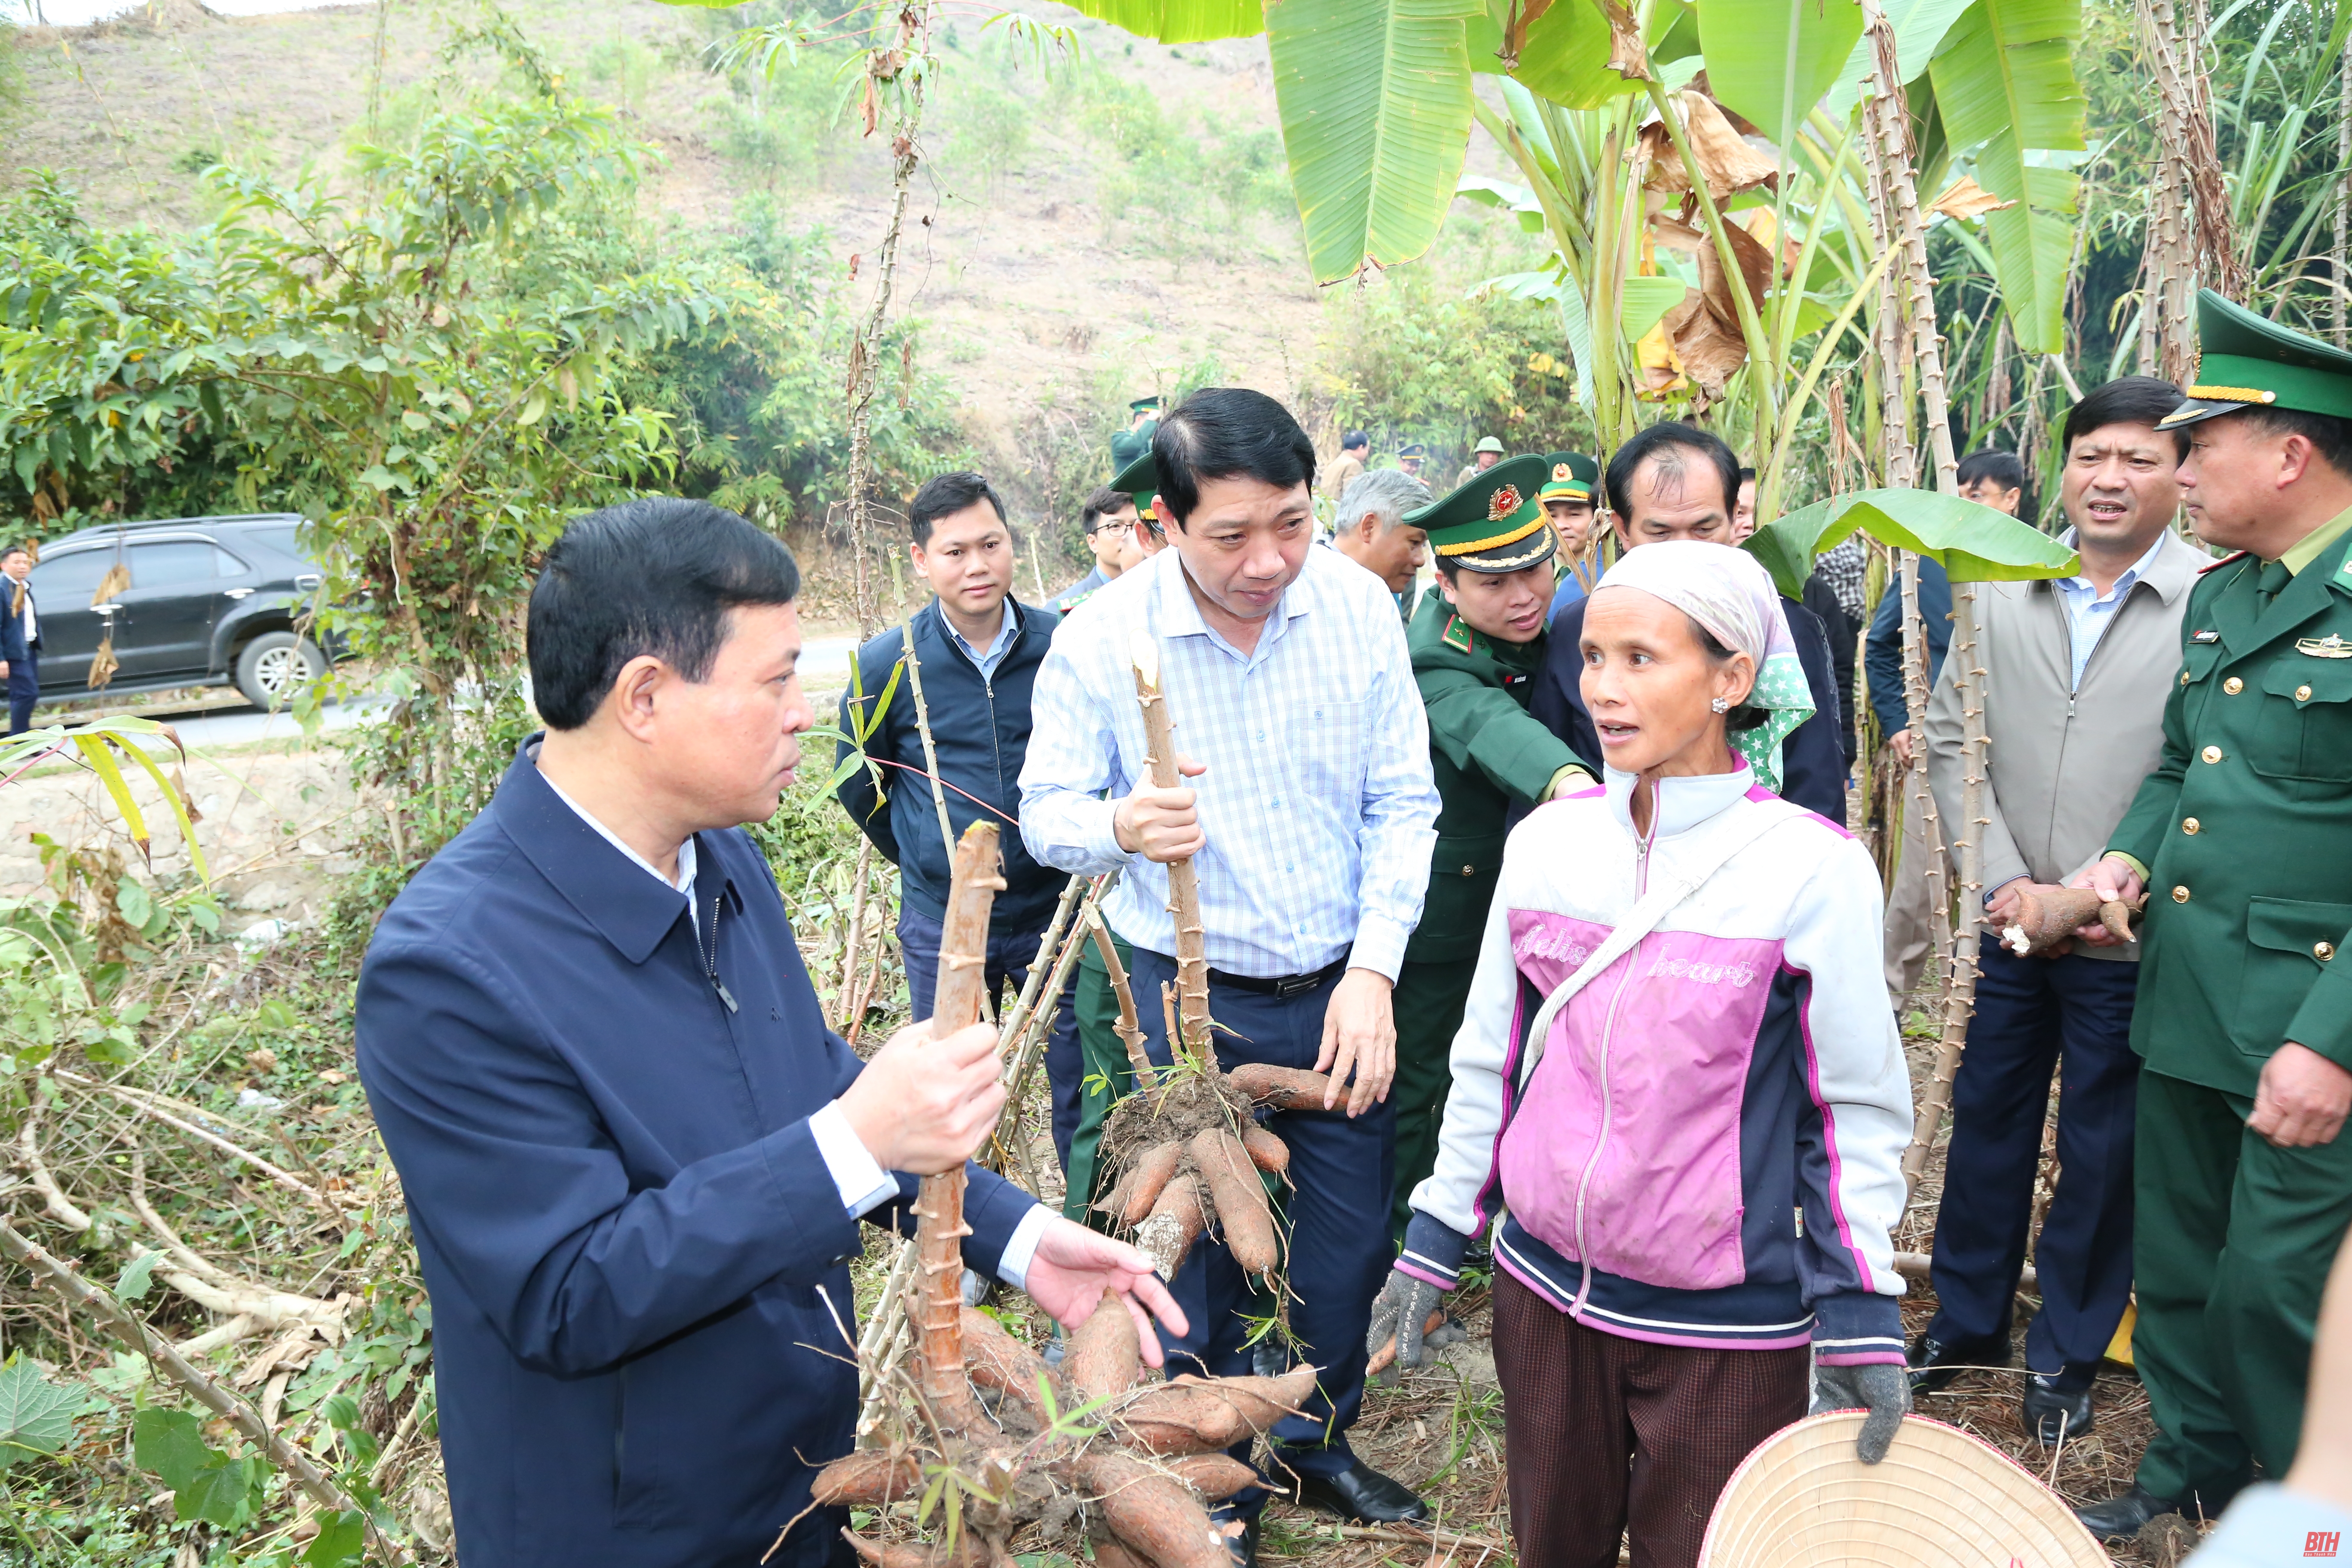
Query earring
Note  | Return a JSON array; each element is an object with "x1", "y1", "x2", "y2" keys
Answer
[{"x1": 1710, "y1": 697, "x2": 1730, "y2": 713}]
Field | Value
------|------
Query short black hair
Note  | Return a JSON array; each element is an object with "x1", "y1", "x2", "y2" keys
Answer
[
  {"x1": 1605, "y1": 423, "x2": 1740, "y2": 521},
  {"x1": 1079, "y1": 487, "x2": 1133, "y2": 533},
  {"x1": 528, "y1": 498, "x2": 801, "y2": 731},
  {"x1": 1737, "y1": 466, "x2": 1757, "y2": 483},
  {"x1": 2222, "y1": 405, "x2": 2352, "y2": 478},
  {"x1": 2064, "y1": 376, "x2": 2189, "y2": 460},
  {"x1": 1955, "y1": 447, "x2": 2027, "y2": 493},
  {"x1": 1152, "y1": 388, "x2": 1317, "y2": 527},
  {"x1": 1341, "y1": 429, "x2": 1369, "y2": 453},
  {"x1": 908, "y1": 472, "x2": 1007, "y2": 545},
  {"x1": 0, "y1": 543, "x2": 29, "y2": 562}
]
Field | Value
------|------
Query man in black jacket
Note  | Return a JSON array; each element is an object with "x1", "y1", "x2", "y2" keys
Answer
[
  {"x1": 837, "y1": 473, "x2": 1075, "y2": 1125},
  {"x1": 1529, "y1": 426, "x2": 1851, "y2": 823}
]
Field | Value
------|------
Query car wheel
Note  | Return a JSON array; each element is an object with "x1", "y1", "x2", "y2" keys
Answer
[{"x1": 234, "y1": 631, "x2": 327, "y2": 710}]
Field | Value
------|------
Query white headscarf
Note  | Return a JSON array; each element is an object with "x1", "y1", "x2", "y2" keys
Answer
[{"x1": 1592, "y1": 541, "x2": 1816, "y2": 792}]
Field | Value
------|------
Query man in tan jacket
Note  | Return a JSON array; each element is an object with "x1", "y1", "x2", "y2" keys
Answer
[{"x1": 1909, "y1": 377, "x2": 2205, "y2": 1446}]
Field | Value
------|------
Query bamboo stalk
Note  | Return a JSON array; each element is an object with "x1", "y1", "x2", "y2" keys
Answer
[
  {"x1": 912, "y1": 822, "x2": 1004, "y2": 1432},
  {"x1": 1128, "y1": 638, "x2": 1212, "y2": 1069},
  {"x1": 0, "y1": 1215, "x2": 409, "y2": 1565}
]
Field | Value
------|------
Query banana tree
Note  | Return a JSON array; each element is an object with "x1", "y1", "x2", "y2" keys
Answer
[{"x1": 1064, "y1": 0, "x2": 2087, "y2": 521}]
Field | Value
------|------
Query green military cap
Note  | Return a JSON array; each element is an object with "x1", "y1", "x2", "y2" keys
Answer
[
  {"x1": 1404, "y1": 453, "x2": 1558, "y2": 574},
  {"x1": 1129, "y1": 395, "x2": 1163, "y2": 414},
  {"x1": 1112, "y1": 449, "x2": 1164, "y2": 524},
  {"x1": 1397, "y1": 442, "x2": 1428, "y2": 459},
  {"x1": 1472, "y1": 435, "x2": 1506, "y2": 456},
  {"x1": 1537, "y1": 451, "x2": 1599, "y2": 503},
  {"x1": 2159, "y1": 288, "x2": 2352, "y2": 429}
]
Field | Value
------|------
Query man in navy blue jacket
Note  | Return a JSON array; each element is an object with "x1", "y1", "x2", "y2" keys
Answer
[
  {"x1": 1529, "y1": 425, "x2": 1850, "y2": 824},
  {"x1": 837, "y1": 472, "x2": 1079, "y2": 1159},
  {"x1": 357, "y1": 499, "x2": 1182, "y2": 1568}
]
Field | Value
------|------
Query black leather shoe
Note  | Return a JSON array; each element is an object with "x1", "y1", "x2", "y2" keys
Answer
[
  {"x1": 2021, "y1": 1368, "x2": 2095, "y2": 1445},
  {"x1": 1290, "y1": 1461, "x2": 1429, "y2": 1523},
  {"x1": 1226, "y1": 1516, "x2": 1259, "y2": 1568},
  {"x1": 1905, "y1": 1331, "x2": 2009, "y2": 1396},
  {"x1": 2074, "y1": 1484, "x2": 2180, "y2": 1541}
]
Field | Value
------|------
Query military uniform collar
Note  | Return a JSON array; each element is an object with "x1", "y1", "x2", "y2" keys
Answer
[{"x1": 2280, "y1": 502, "x2": 2352, "y2": 577}]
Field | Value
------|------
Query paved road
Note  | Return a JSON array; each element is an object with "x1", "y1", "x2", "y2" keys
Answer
[{"x1": 72, "y1": 631, "x2": 865, "y2": 756}]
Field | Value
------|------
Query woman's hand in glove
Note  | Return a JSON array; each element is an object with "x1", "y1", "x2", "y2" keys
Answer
[
  {"x1": 1810, "y1": 1362, "x2": 1911, "y2": 1463},
  {"x1": 1365, "y1": 1270, "x2": 1446, "y2": 1372}
]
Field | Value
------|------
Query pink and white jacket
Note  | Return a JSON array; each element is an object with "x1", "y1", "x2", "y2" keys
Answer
[{"x1": 1400, "y1": 760, "x2": 1912, "y2": 1364}]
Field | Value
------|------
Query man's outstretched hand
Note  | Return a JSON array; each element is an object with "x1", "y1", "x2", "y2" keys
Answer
[{"x1": 1021, "y1": 1218, "x2": 1189, "y2": 1367}]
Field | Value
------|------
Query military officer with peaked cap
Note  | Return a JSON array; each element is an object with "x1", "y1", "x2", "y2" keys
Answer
[
  {"x1": 1110, "y1": 396, "x2": 1162, "y2": 476},
  {"x1": 2071, "y1": 289, "x2": 2352, "y2": 1541},
  {"x1": 1386, "y1": 456, "x2": 1597, "y2": 1250}
]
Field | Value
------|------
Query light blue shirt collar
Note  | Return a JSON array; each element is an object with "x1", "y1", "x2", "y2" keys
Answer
[
  {"x1": 2052, "y1": 529, "x2": 2170, "y2": 688},
  {"x1": 943, "y1": 600, "x2": 1020, "y2": 682},
  {"x1": 1157, "y1": 549, "x2": 1311, "y2": 667}
]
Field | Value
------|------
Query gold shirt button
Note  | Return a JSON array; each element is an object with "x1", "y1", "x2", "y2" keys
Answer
[
  {"x1": 2223, "y1": 677, "x2": 2244, "y2": 694},
  {"x1": 2297, "y1": 684, "x2": 2313, "y2": 702},
  {"x1": 2182, "y1": 817, "x2": 2201, "y2": 834},
  {"x1": 2318, "y1": 941, "x2": 2337, "y2": 962},
  {"x1": 2173, "y1": 885, "x2": 2191, "y2": 903},
  {"x1": 2180, "y1": 670, "x2": 2191, "y2": 686},
  {"x1": 1462, "y1": 864, "x2": 1476, "y2": 876},
  {"x1": 2202, "y1": 745, "x2": 2223, "y2": 763}
]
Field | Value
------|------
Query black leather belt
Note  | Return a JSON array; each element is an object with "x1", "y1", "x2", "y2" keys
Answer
[{"x1": 1205, "y1": 954, "x2": 1351, "y2": 999}]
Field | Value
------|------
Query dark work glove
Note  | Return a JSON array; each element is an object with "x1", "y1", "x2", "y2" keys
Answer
[
  {"x1": 1364, "y1": 1270, "x2": 1445, "y2": 1374},
  {"x1": 1810, "y1": 1361, "x2": 1911, "y2": 1464}
]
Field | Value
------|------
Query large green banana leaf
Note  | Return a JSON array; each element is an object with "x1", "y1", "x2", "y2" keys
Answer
[
  {"x1": 1269, "y1": 0, "x2": 1483, "y2": 282},
  {"x1": 1503, "y1": 0, "x2": 1677, "y2": 108},
  {"x1": 1695, "y1": 0, "x2": 1863, "y2": 148},
  {"x1": 1054, "y1": 0, "x2": 1267, "y2": 43},
  {"x1": 1822, "y1": 0, "x2": 1975, "y2": 119},
  {"x1": 1745, "y1": 488, "x2": 2079, "y2": 600},
  {"x1": 1928, "y1": 0, "x2": 2085, "y2": 353}
]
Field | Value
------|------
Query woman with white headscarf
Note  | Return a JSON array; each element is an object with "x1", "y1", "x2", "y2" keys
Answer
[{"x1": 1368, "y1": 543, "x2": 1914, "y2": 1568}]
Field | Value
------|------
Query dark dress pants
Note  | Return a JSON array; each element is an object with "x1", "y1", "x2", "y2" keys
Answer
[
  {"x1": 5, "y1": 650, "x2": 34, "y2": 735},
  {"x1": 1128, "y1": 948, "x2": 1394, "y2": 1506},
  {"x1": 1925, "y1": 937, "x2": 2141, "y2": 1372}
]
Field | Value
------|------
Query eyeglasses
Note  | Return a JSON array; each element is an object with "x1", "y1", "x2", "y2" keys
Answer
[{"x1": 1087, "y1": 521, "x2": 1135, "y2": 538}]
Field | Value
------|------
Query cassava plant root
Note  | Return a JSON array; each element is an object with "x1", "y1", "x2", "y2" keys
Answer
[
  {"x1": 814, "y1": 823, "x2": 1321, "y2": 1568},
  {"x1": 1998, "y1": 885, "x2": 2146, "y2": 955},
  {"x1": 1090, "y1": 643, "x2": 1343, "y2": 1286}
]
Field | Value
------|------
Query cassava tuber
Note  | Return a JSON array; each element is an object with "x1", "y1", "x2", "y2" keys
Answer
[
  {"x1": 1075, "y1": 1450, "x2": 1232, "y2": 1568},
  {"x1": 1238, "y1": 1122, "x2": 1288, "y2": 1178},
  {"x1": 1061, "y1": 1291, "x2": 1143, "y2": 1404},
  {"x1": 1188, "y1": 1128, "x2": 1278, "y2": 1276},
  {"x1": 959, "y1": 1306, "x2": 1051, "y2": 1422},
  {"x1": 1114, "y1": 1140, "x2": 1184, "y2": 1229},
  {"x1": 812, "y1": 1450, "x2": 922, "y2": 1507},
  {"x1": 1163, "y1": 1453, "x2": 1259, "y2": 1501},
  {"x1": 1135, "y1": 1172, "x2": 1207, "y2": 1280},
  {"x1": 1225, "y1": 1063, "x2": 1340, "y2": 1111}
]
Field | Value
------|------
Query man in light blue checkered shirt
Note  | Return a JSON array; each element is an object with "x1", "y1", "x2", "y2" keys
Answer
[{"x1": 1020, "y1": 390, "x2": 1440, "y2": 1547}]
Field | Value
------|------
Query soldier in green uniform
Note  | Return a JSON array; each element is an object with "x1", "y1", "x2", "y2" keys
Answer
[
  {"x1": 1109, "y1": 396, "x2": 1162, "y2": 476},
  {"x1": 2069, "y1": 290, "x2": 2352, "y2": 1540},
  {"x1": 1387, "y1": 454, "x2": 1599, "y2": 1247},
  {"x1": 1060, "y1": 448, "x2": 1174, "y2": 1224},
  {"x1": 1397, "y1": 442, "x2": 1428, "y2": 481}
]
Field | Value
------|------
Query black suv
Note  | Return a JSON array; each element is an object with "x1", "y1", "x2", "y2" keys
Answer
[{"x1": 30, "y1": 513, "x2": 340, "y2": 710}]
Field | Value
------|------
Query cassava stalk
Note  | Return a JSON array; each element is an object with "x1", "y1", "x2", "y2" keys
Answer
[
  {"x1": 1129, "y1": 638, "x2": 1211, "y2": 1068},
  {"x1": 1089, "y1": 909, "x2": 1155, "y2": 1094},
  {"x1": 913, "y1": 822, "x2": 1005, "y2": 1430}
]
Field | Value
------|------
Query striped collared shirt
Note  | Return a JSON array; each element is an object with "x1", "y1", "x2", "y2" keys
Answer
[{"x1": 1018, "y1": 545, "x2": 1439, "y2": 979}]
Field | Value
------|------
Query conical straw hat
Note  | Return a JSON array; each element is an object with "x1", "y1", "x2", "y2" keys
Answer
[{"x1": 1698, "y1": 1412, "x2": 2109, "y2": 1568}]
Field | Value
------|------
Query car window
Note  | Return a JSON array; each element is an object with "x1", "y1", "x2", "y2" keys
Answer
[
  {"x1": 29, "y1": 548, "x2": 124, "y2": 603},
  {"x1": 130, "y1": 541, "x2": 221, "y2": 587},
  {"x1": 214, "y1": 546, "x2": 250, "y2": 577},
  {"x1": 245, "y1": 527, "x2": 304, "y2": 561}
]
